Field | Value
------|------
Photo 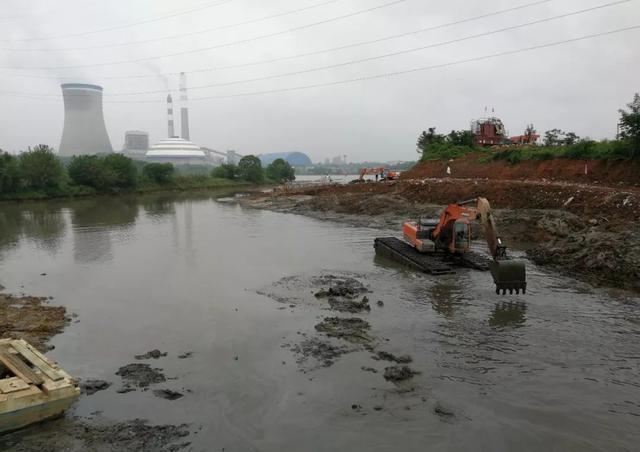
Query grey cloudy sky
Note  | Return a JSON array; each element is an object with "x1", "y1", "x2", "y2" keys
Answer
[{"x1": 1, "y1": 0, "x2": 638, "y2": 162}]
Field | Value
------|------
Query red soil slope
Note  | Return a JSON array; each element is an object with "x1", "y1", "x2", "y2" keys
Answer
[{"x1": 402, "y1": 154, "x2": 640, "y2": 187}]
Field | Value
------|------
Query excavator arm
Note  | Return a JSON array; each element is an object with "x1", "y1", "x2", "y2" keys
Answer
[{"x1": 472, "y1": 197, "x2": 527, "y2": 294}]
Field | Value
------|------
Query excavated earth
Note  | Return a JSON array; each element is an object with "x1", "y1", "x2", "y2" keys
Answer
[{"x1": 243, "y1": 172, "x2": 640, "y2": 292}]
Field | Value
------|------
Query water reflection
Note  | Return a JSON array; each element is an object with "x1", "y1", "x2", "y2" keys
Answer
[
  {"x1": 488, "y1": 301, "x2": 527, "y2": 328},
  {"x1": 70, "y1": 197, "x2": 139, "y2": 264},
  {"x1": 142, "y1": 195, "x2": 176, "y2": 220},
  {"x1": 0, "y1": 203, "x2": 66, "y2": 255},
  {"x1": 428, "y1": 280, "x2": 464, "y2": 318}
]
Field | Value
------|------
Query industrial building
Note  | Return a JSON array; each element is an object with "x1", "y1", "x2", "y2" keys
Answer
[
  {"x1": 122, "y1": 131, "x2": 149, "y2": 158},
  {"x1": 145, "y1": 138, "x2": 208, "y2": 165},
  {"x1": 59, "y1": 83, "x2": 113, "y2": 156},
  {"x1": 145, "y1": 73, "x2": 213, "y2": 166}
]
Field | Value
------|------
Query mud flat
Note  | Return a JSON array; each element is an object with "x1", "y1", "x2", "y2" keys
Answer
[
  {"x1": 0, "y1": 290, "x2": 193, "y2": 451},
  {"x1": 0, "y1": 293, "x2": 70, "y2": 352},
  {"x1": 242, "y1": 178, "x2": 640, "y2": 292}
]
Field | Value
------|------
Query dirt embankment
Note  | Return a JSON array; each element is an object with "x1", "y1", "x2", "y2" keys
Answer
[
  {"x1": 244, "y1": 177, "x2": 640, "y2": 292},
  {"x1": 402, "y1": 153, "x2": 640, "y2": 187}
]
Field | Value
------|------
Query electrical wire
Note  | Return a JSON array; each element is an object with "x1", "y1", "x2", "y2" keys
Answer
[
  {"x1": 0, "y1": 0, "x2": 406, "y2": 71},
  {"x1": 0, "y1": 0, "x2": 552, "y2": 81},
  {"x1": 0, "y1": 0, "x2": 236, "y2": 42},
  {"x1": 1, "y1": 25, "x2": 637, "y2": 103},
  {"x1": 104, "y1": 0, "x2": 630, "y2": 96},
  {"x1": 1, "y1": 0, "x2": 345, "y2": 52}
]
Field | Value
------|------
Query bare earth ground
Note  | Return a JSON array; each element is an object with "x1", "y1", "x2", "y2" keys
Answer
[{"x1": 242, "y1": 177, "x2": 640, "y2": 293}]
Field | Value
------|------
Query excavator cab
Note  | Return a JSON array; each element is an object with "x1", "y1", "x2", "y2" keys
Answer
[{"x1": 452, "y1": 219, "x2": 471, "y2": 254}]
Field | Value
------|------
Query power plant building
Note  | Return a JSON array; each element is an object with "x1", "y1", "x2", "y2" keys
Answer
[
  {"x1": 122, "y1": 131, "x2": 149, "y2": 158},
  {"x1": 145, "y1": 138, "x2": 207, "y2": 165},
  {"x1": 146, "y1": 73, "x2": 209, "y2": 166},
  {"x1": 59, "y1": 83, "x2": 113, "y2": 156}
]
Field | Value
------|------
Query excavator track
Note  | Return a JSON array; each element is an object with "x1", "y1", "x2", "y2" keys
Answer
[{"x1": 374, "y1": 237, "x2": 455, "y2": 275}]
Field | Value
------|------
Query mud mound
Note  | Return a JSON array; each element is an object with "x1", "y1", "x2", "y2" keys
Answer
[
  {"x1": 135, "y1": 349, "x2": 168, "y2": 360},
  {"x1": 315, "y1": 317, "x2": 372, "y2": 344},
  {"x1": 528, "y1": 227, "x2": 640, "y2": 291},
  {"x1": 116, "y1": 363, "x2": 167, "y2": 391},
  {"x1": 402, "y1": 153, "x2": 640, "y2": 187},
  {"x1": 0, "y1": 418, "x2": 191, "y2": 452},
  {"x1": 383, "y1": 365, "x2": 420, "y2": 382},
  {"x1": 289, "y1": 337, "x2": 353, "y2": 368},
  {"x1": 0, "y1": 293, "x2": 70, "y2": 352}
]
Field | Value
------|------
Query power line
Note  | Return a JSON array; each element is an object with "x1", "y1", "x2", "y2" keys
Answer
[
  {"x1": 0, "y1": 0, "x2": 406, "y2": 71},
  {"x1": 1, "y1": 0, "x2": 345, "y2": 52},
  {"x1": 165, "y1": 25, "x2": 640, "y2": 103},
  {"x1": 0, "y1": 0, "x2": 552, "y2": 81},
  {"x1": 0, "y1": 0, "x2": 235, "y2": 42},
  {"x1": 105, "y1": 0, "x2": 629, "y2": 96},
  {"x1": 2, "y1": 25, "x2": 637, "y2": 103}
]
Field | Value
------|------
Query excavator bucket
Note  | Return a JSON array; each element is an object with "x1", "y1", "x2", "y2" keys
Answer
[{"x1": 490, "y1": 260, "x2": 527, "y2": 295}]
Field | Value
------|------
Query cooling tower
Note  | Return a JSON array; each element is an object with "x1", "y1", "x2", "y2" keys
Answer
[{"x1": 59, "y1": 83, "x2": 113, "y2": 156}]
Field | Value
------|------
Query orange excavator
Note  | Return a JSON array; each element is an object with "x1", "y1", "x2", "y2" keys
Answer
[{"x1": 403, "y1": 198, "x2": 526, "y2": 294}]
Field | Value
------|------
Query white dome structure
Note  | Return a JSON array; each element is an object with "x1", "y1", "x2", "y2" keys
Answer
[{"x1": 145, "y1": 138, "x2": 208, "y2": 165}]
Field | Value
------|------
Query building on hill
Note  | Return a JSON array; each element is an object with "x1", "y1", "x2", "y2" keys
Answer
[{"x1": 258, "y1": 152, "x2": 312, "y2": 166}]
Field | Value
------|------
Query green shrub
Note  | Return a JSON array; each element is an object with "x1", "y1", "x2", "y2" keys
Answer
[
  {"x1": 103, "y1": 154, "x2": 138, "y2": 189},
  {"x1": 19, "y1": 145, "x2": 64, "y2": 190},
  {"x1": 266, "y1": 158, "x2": 295, "y2": 182},
  {"x1": 211, "y1": 164, "x2": 239, "y2": 180},
  {"x1": 237, "y1": 155, "x2": 264, "y2": 183},
  {"x1": 143, "y1": 163, "x2": 174, "y2": 185},
  {"x1": 0, "y1": 152, "x2": 20, "y2": 193},
  {"x1": 68, "y1": 155, "x2": 116, "y2": 191},
  {"x1": 421, "y1": 143, "x2": 475, "y2": 161}
]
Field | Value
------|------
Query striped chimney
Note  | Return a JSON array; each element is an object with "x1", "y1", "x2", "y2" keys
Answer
[{"x1": 167, "y1": 94, "x2": 175, "y2": 138}]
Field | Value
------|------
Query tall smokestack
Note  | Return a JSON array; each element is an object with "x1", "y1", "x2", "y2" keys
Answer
[
  {"x1": 167, "y1": 94, "x2": 175, "y2": 138},
  {"x1": 180, "y1": 72, "x2": 190, "y2": 141},
  {"x1": 59, "y1": 83, "x2": 113, "y2": 156}
]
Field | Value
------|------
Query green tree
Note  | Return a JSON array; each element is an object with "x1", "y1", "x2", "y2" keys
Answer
[
  {"x1": 237, "y1": 155, "x2": 264, "y2": 183},
  {"x1": 543, "y1": 129, "x2": 563, "y2": 146},
  {"x1": 416, "y1": 127, "x2": 445, "y2": 155},
  {"x1": 266, "y1": 158, "x2": 295, "y2": 182},
  {"x1": 19, "y1": 145, "x2": 64, "y2": 190},
  {"x1": 68, "y1": 155, "x2": 115, "y2": 191},
  {"x1": 143, "y1": 163, "x2": 175, "y2": 185},
  {"x1": 103, "y1": 154, "x2": 137, "y2": 189},
  {"x1": 563, "y1": 131, "x2": 580, "y2": 146},
  {"x1": 446, "y1": 130, "x2": 475, "y2": 147},
  {"x1": 0, "y1": 152, "x2": 20, "y2": 193},
  {"x1": 211, "y1": 163, "x2": 239, "y2": 180},
  {"x1": 619, "y1": 92, "x2": 640, "y2": 157}
]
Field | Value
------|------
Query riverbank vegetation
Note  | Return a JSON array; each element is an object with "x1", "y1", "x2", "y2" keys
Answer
[
  {"x1": 0, "y1": 147, "x2": 293, "y2": 201},
  {"x1": 418, "y1": 93, "x2": 640, "y2": 162}
]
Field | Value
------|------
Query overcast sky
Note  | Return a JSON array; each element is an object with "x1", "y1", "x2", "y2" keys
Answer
[{"x1": 0, "y1": 0, "x2": 638, "y2": 162}]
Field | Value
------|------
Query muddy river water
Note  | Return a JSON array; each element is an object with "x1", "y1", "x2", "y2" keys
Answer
[{"x1": 0, "y1": 192, "x2": 638, "y2": 451}]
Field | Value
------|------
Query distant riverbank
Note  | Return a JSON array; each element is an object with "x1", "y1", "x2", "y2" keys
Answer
[{"x1": 0, "y1": 177, "x2": 255, "y2": 203}]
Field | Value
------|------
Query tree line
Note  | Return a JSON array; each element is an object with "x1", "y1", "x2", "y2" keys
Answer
[
  {"x1": 0, "y1": 147, "x2": 295, "y2": 199},
  {"x1": 416, "y1": 93, "x2": 640, "y2": 161}
]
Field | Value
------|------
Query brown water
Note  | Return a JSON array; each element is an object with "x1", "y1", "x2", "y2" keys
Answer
[{"x1": 0, "y1": 192, "x2": 638, "y2": 451}]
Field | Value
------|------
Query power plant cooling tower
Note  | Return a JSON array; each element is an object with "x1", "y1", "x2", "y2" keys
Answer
[{"x1": 59, "y1": 83, "x2": 113, "y2": 156}]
